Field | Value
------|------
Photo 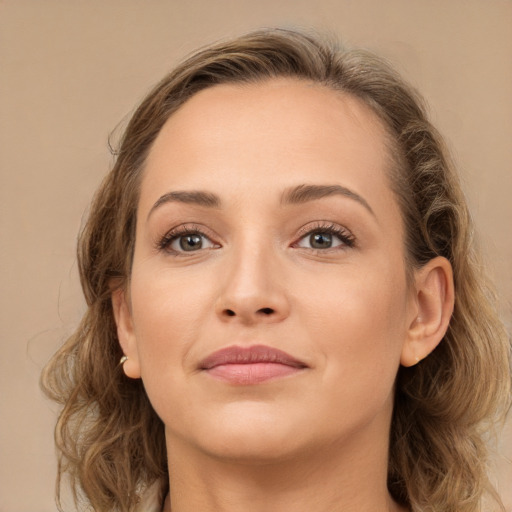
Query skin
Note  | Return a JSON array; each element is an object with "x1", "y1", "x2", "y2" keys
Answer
[{"x1": 113, "y1": 79, "x2": 454, "y2": 512}]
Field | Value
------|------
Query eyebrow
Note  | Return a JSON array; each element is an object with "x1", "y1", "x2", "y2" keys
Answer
[
  {"x1": 280, "y1": 184, "x2": 375, "y2": 216},
  {"x1": 147, "y1": 183, "x2": 375, "y2": 221},
  {"x1": 147, "y1": 190, "x2": 221, "y2": 221}
]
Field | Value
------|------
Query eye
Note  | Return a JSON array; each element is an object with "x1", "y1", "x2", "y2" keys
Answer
[
  {"x1": 297, "y1": 231, "x2": 344, "y2": 250},
  {"x1": 294, "y1": 224, "x2": 355, "y2": 250},
  {"x1": 157, "y1": 226, "x2": 219, "y2": 254},
  {"x1": 171, "y1": 233, "x2": 215, "y2": 252}
]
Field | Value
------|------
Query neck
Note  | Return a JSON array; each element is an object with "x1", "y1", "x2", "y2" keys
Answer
[{"x1": 162, "y1": 424, "x2": 407, "y2": 512}]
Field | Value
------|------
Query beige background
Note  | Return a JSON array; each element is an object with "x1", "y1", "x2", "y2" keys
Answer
[{"x1": 1, "y1": 1, "x2": 511, "y2": 510}]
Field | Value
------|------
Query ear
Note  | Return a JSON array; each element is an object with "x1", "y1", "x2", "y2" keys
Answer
[
  {"x1": 401, "y1": 257, "x2": 455, "y2": 367},
  {"x1": 111, "y1": 287, "x2": 141, "y2": 379}
]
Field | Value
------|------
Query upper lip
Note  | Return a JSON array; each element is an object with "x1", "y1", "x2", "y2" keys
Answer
[{"x1": 199, "y1": 345, "x2": 308, "y2": 370}]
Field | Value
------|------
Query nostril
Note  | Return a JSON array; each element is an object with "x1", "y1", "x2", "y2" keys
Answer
[{"x1": 221, "y1": 307, "x2": 276, "y2": 318}]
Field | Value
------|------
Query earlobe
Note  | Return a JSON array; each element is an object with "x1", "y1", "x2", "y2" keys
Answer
[
  {"x1": 401, "y1": 257, "x2": 455, "y2": 367},
  {"x1": 111, "y1": 287, "x2": 142, "y2": 379}
]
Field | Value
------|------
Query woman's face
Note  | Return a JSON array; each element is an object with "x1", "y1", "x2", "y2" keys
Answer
[{"x1": 118, "y1": 79, "x2": 418, "y2": 462}]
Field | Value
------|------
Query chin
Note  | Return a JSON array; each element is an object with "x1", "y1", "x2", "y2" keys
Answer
[
  {"x1": 202, "y1": 430, "x2": 305, "y2": 465},
  {"x1": 177, "y1": 403, "x2": 313, "y2": 463}
]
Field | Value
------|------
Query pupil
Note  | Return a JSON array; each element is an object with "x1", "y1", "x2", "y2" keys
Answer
[
  {"x1": 180, "y1": 234, "x2": 202, "y2": 251},
  {"x1": 310, "y1": 232, "x2": 332, "y2": 249}
]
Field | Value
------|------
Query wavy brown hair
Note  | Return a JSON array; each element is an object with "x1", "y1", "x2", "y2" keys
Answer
[{"x1": 41, "y1": 28, "x2": 511, "y2": 512}]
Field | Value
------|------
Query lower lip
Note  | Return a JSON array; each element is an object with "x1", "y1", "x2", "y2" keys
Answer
[{"x1": 204, "y1": 363, "x2": 303, "y2": 385}]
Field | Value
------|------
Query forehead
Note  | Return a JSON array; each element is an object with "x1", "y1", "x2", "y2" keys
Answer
[
  {"x1": 140, "y1": 79, "x2": 396, "y2": 216},
  {"x1": 149, "y1": 78, "x2": 390, "y2": 157}
]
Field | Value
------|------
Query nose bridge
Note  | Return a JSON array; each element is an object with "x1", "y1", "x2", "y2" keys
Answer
[{"x1": 216, "y1": 230, "x2": 289, "y2": 323}]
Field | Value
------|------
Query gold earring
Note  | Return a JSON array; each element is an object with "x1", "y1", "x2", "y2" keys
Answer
[{"x1": 120, "y1": 355, "x2": 128, "y2": 365}]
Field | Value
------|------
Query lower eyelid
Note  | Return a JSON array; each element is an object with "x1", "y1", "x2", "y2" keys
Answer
[
  {"x1": 295, "y1": 235, "x2": 349, "y2": 250},
  {"x1": 163, "y1": 233, "x2": 209, "y2": 251}
]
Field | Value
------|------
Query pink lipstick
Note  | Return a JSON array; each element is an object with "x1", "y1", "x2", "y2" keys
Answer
[{"x1": 199, "y1": 345, "x2": 307, "y2": 385}]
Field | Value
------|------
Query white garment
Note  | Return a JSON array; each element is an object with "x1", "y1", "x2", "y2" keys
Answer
[{"x1": 134, "y1": 481, "x2": 165, "y2": 512}]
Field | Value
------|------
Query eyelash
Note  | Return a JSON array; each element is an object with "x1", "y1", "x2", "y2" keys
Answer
[
  {"x1": 156, "y1": 222, "x2": 356, "y2": 255},
  {"x1": 293, "y1": 222, "x2": 356, "y2": 250},
  {"x1": 156, "y1": 224, "x2": 215, "y2": 254}
]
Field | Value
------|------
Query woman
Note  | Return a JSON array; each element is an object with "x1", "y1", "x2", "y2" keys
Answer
[{"x1": 41, "y1": 28, "x2": 511, "y2": 512}]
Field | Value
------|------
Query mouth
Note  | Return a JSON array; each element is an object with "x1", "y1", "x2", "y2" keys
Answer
[{"x1": 199, "y1": 345, "x2": 308, "y2": 385}]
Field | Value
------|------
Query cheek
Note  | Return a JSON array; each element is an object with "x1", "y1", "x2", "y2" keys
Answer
[
  {"x1": 127, "y1": 266, "x2": 220, "y2": 424},
  {"x1": 298, "y1": 260, "x2": 409, "y2": 387},
  {"x1": 129, "y1": 266, "x2": 214, "y2": 375}
]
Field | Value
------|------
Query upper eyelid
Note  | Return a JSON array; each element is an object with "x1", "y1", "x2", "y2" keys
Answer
[
  {"x1": 294, "y1": 221, "x2": 354, "y2": 238},
  {"x1": 162, "y1": 223, "x2": 215, "y2": 238}
]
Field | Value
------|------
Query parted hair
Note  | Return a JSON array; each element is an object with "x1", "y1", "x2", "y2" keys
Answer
[{"x1": 41, "y1": 28, "x2": 511, "y2": 512}]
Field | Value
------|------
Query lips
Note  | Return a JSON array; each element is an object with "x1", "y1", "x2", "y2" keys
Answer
[{"x1": 199, "y1": 345, "x2": 308, "y2": 385}]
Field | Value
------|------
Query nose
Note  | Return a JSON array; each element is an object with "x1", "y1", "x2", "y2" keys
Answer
[{"x1": 215, "y1": 241, "x2": 290, "y2": 325}]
